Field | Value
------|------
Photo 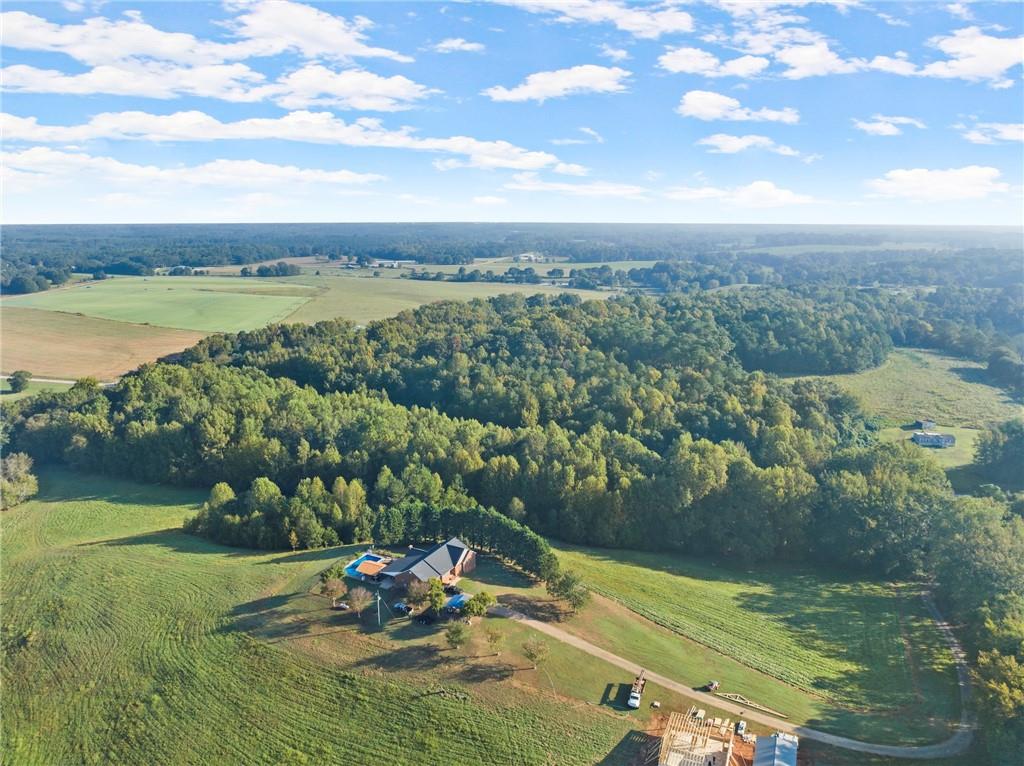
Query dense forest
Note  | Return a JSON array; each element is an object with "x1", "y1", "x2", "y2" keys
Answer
[{"x1": 4, "y1": 222, "x2": 1020, "y2": 293}]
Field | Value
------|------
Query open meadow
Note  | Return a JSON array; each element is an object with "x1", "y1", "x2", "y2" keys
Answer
[
  {"x1": 0, "y1": 469, "x2": 662, "y2": 766},
  {"x1": 2, "y1": 276, "x2": 318, "y2": 333},
  {"x1": 0, "y1": 307, "x2": 205, "y2": 381},
  {"x1": 552, "y1": 544, "x2": 961, "y2": 746},
  {"x1": 804, "y1": 348, "x2": 1021, "y2": 429}
]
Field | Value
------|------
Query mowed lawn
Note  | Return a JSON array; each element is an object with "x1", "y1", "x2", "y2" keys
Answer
[
  {"x1": 1, "y1": 470, "x2": 637, "y2": 766},
  {"x1": 1, "y1": 307, "x2": 206, "y2": 381},
  {"x1": 806, "y1": 348, "x2": 1021, "y2": 429},
  {"x1": 3, "y1": 276, "x2": 316, "y2": 333},
  {"x1": 554, "y1": 544, "x2": 961, "y2": 745}
]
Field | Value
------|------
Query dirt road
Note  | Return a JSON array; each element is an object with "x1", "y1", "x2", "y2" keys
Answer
[{"x1": 491, "y1": 601, "x2": 974, "y2": 759}]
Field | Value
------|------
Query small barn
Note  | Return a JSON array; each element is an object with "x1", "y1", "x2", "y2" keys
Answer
[
  {"x1": 753, "y1": 732, "x2": 798, "y2": 766},
  {"x1": 911, "y1": 431, "x2": 956, "y2": 448},
  {"x1": 379, "y1": 537, "x2": 476, "y2": 589},
  {"x1": 915, "y1": 418, "x2": 937, "y2": 430}
]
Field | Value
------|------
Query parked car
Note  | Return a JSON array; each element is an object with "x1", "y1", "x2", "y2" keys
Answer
[
  {"x1": 393, "y1": 601, "x2": 413, "y2": 614},
  {"x1": 443, "y1": 585, "x2": 462, "y2": 595},
  {"x1": 332, "y1": 602, "x2": 350, "y2": 611},
  {"x1": 416, "y1": 613, "x2": 435, "y2": 625},
  {"x1": 736, "y1": 720, "x2": 747, "y2": 736}
]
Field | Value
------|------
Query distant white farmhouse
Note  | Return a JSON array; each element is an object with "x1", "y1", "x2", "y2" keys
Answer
[{"x1": 911, "y1": 431, "x2": 956, "y2": 448}]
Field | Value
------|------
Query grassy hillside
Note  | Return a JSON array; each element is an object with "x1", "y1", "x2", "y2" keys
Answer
[
  {"x1": 1, "y1": 378, "x2": 73, "y2": 401},
  {"x1": 3, "y1": 277, "x2": 317, "y2": 333},
  {"x1": 0, "y1": 307, "x2": 205, "y2": 381},
  {"x1": 0, "y1": 471, "x2": 641, "y2": 765},
  {"x1": 553, "y1": 544, "x2": 961, "y2": 745},
  {"x1": 806, "y1": 348, "x2": 1021, "y2": 429}
]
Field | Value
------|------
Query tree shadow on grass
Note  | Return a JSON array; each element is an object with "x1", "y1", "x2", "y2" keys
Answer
[
  {"x1": 470, "y1": 554, "x2": 537, "y2": 590},
  {"x1": 352, "y1": 643, "x2": 449, "y2": 673},
  {"x1": 453, "y1": 659, "x2": 516, "y2": 684},
  {"x1": 497, "y1": 593, "x2": 567, "y2": 622}
]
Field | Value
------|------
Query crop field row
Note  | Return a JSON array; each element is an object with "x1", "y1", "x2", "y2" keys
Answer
[
  {"x1": 1, "y1": 471, "x2": 632, "y2": 765},
  {"x1": 554, "y1": 544, "x2": 959, "y2": 726}
]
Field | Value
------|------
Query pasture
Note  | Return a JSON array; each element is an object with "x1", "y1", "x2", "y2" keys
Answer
[
  {"x1": 553, "y1": 544, "x2": 961, "y2": 745},
  {"x1": 281, "y1": 273, "x2": 604, "y2": 324},
  {"x1": 806, "y1": 348, "x2": 1021, "y2": 429},
  {"x1": 0, "y1": 470, "x2": 643, "y2": 765},
  {"x1": 0, "y1": 307, "x2": 205, "y2": 381},
  {"x1": 2, "y1": 277, "x2": 317, "y2": 333}
]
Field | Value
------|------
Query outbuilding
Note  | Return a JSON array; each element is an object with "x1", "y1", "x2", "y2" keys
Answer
[{"x1": 753, "y1": 732, "x2": 798, "y2": 766}]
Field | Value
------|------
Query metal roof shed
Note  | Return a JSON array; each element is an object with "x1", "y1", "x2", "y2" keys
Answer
[{"x1": 753, "y1": 733, "x2": 798, "y2": 766}]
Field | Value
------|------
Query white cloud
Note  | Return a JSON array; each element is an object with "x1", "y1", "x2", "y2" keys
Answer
[
  {"x1": 472, "y1": 195, "x2": 508, "y2": 205},
  {"x1": 1, "y1": 61, "x2": 438, "y2": 111},
  {"x1": 775, "y1": 41, "x2": 862, "y2": 78},
  {"x1": 945, "y1": 3, "x2": 973, "y2": 21},
  {"x1": 0, "y1": 61, "x2": 271, "y2": 101},
  {"x1": 658, "y1": 47, "x2": 769, "y2": 78},
  {"x1": 483, "y1": 65, "x2": 630, "y2": 103},
  {"x1": 433, "y1": 37, "x2": 485, "y2": 53},
  {"x1": 550, "y1": 126, "x2": 604, "y2": 145},
  {"x1": 271, "y1": 65, "x2": 438, "y2": 110},
  {"x1": 0, "y1": 110, "x2": 581, "y2": 174},
  {"x1": 852, "y1": 115, "x2": 926, "y2": 136},
  {"x1": 0, "y1": 2, "x2": 412, "y2": 66},
  {"x1": 666, "y1": 179, "x2": 814, "y2": 207},
  {"x1": 696, "y1": 133, "x2": 801, "y2": 157},
  {"x1": 504, "y1": 171, "x2": 647, "y2": 198},
  {"x1": 495, "y1": 0, "x2": 692, "y2": 39},
  {"x1": 677, "y1": 91, "x2": 799, "y2": 123},
  {"x1": 1, "y1": 146, "x2": 384, "y2": 190},
  {"x1": 958, "y1": 122, "x2": 1024, "y2": 144},
  {"x1": 223, "y1": 0, "x2": 413, "y2": 63},
  {"x1": 598, "y1": 43, "x2": 630, "y2": 62},
  {"x1": 917, "y1": 26, "x2": 1024, "y2": 89},
  {"x1": 866, "y1": 165, "x2": 1009, "y2": 201},
  {"x1": 876, "y1": 12, "x2": 909, "y2": 28}
]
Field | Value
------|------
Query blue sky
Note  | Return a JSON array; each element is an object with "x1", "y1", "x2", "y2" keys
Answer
[{"x1": 2, "y1": 0, "x2": 1022, "y2": 225}]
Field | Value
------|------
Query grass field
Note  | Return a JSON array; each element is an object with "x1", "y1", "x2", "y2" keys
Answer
[
  {"x1": 281, "y1": 274, "x2": 604, "y2": 324},
  {"x1": 3, "y1": 277, "x2": 317, "y2": 333},
  {"x1": 0, "y1": 307, "x2": 205, "y2": 381},
  {"x1": 1, "y1": 470, "x2": 648, "y2": 765},
  {"x1": 0, "y1": 378, "x2": 74, "y2": 401},
  {"x1": 806, "y1": 348, "x2": 1021, "y2": 429},
  {"x1": 552, "y1": 544, "x2": 961, "y2": 745}
]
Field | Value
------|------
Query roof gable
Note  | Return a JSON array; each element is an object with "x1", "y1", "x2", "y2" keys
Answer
[{"x1": 380, "y1": 537, "x2": 469, "y2": 579}]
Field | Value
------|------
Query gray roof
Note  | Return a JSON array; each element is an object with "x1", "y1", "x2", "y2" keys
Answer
[
  {"x1": 753, "y1": 733, "x2": 798, "y2": 766},
  {"x1": 380, "y1": 537, "x2": 470, "y2": 581}
]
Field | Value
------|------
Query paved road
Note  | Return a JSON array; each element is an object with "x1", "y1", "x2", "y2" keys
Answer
[{"x1": 492, "y1": 600, "x2": 974, "y2": 759}]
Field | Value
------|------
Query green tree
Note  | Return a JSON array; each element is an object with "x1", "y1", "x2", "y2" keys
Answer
[
  {"x1": 546, "y1": 570, "x2": 590, "y2": 614},
  {"x1": 7, "y1": 371, "x2": 32, "y2": 394},
  {"x1": 522, "y1": 636, "x2": 549, "y2": 669},
  {"x1": 463, "y1": 590, "x2": 496, "y2": 617},
  {"x1": 445, "y1": 621, "x2": 469, "y2": 651},
  {"x1": 0, "y1": 452, "x2": 38, "y2": 509},
  {"x1": 427, "y1": 578, "x2": 446, "y2": 615}
]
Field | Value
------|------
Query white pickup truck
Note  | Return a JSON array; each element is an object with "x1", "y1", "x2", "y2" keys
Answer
[{"x1": 627, "y1": 669, "x2": 647, "y2": 709}]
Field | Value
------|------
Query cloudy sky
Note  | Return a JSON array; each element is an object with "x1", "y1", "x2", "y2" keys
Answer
[{"x1": 2, "y1": 0, "x2": 1022, "y2": 225}]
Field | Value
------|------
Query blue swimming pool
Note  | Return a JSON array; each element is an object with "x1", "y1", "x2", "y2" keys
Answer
[
  {"x1": 446, "y1": 593, "x2": 469, "y2": 609},
  {"x1": 344, "y1": 552, "x2": 385, "y2": 579}
]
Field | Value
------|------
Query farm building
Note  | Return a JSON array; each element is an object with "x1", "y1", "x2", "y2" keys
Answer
[
  {"x1": 911, "y1": 431, "x2": 956, "y2": 448},
  {"x1": 379, "y1": 537, "x2": 476, "y2": 589},
  {"x1": 752, "y1": 732, "x2": 798, "y2": 766},
  {"x1": 915, "y1": 418, "x2": 937, "y2": 430}
]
